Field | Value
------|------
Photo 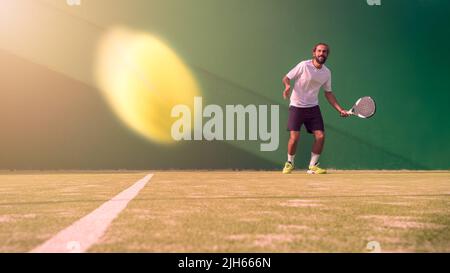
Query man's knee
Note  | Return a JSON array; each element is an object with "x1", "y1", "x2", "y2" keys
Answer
[
  {"x1": 314, "y1": 131, "x2": 325, "y2": 141},
  {"x1": 289, "y1": 132, "x2": 300, "y2": 142}
]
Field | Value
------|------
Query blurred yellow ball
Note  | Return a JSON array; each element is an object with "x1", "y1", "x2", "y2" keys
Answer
[{"x1": 95, "y1": 27, "x2": 200, "y2": 144}]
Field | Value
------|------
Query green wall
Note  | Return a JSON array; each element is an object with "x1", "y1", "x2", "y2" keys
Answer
[{"x1": 0, "y1": 0, "x2": 449, "y2": 169}]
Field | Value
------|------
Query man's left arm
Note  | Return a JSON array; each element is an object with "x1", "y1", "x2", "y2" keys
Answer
[{"x1": 324, "y1": 91, "x2": 349, "y2": 117}]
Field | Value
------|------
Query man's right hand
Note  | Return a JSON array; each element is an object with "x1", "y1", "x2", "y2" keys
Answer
[{"x1": 283, "y1": 89, "x2": 290, "y2": 100}]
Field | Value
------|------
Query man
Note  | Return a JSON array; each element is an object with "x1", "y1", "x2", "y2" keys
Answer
[{"x1": 282, "y1": 43, "x2": 348, "y2": 174}]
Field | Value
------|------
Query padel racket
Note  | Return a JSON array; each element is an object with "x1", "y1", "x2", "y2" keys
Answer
[{"x1": 347, "y1": 96, "x2": 376, "y2": 118}]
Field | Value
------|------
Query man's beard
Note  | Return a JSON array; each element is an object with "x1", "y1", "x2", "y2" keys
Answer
[{"x1": 315, "y1": 55, "x2": 327, "y2": 64}]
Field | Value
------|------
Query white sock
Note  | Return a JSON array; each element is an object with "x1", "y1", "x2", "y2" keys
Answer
[
  {"x1": 288, "y1": 154, "x2": 295, "y2": 164},
  {"x1": 309, "y1": 153, "x2": 320, "y2": 167}
]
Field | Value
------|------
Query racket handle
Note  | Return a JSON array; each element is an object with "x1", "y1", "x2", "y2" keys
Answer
[{"x1": 346, "y1": 110, "x2": 354, "y2": 115}]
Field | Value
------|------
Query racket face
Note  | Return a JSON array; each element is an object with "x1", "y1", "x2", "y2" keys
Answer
[{"x1": 353, "y1": 96, "x2": 376, "y2": 118}]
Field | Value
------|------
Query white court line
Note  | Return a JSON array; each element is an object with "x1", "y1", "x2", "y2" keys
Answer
[{"x1": 30, "y1": 173, "x2": 153, "y2": 253}]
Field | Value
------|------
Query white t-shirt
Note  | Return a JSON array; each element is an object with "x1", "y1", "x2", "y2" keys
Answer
[{"x1": 286, "y1": 59, "x2": 332, "y2": 108}]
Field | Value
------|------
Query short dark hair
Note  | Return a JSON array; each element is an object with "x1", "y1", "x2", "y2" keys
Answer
[{"x1": 313, "y1": 43, "x2": 330, "y2": 54}]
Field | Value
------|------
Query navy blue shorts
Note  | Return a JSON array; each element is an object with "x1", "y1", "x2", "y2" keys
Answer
[{"x1": 287, "y1": 105, "x2": 324, "y2": 134}]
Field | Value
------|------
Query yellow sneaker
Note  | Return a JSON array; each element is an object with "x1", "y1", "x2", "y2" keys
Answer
[
  {"x1": 307, "y1": 164, "x2": 327, "y2": 174},
  {"x1": 282, "y1": 162, "x2": 294, "y2": 174}
]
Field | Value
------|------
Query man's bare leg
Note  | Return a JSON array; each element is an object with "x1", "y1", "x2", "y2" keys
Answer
[
  {"x1": 308, "y1": 130, "x2": 327, "y2": 174},
  {"x1": 311, "y1": 130, "x2": 325, "y2": 155},
  {"x1": 288, "y1": 131, "x2": 300, "y2": 163},
  {"x1": 283, "y1": 131, "x2": 300, "y2": 174}
]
